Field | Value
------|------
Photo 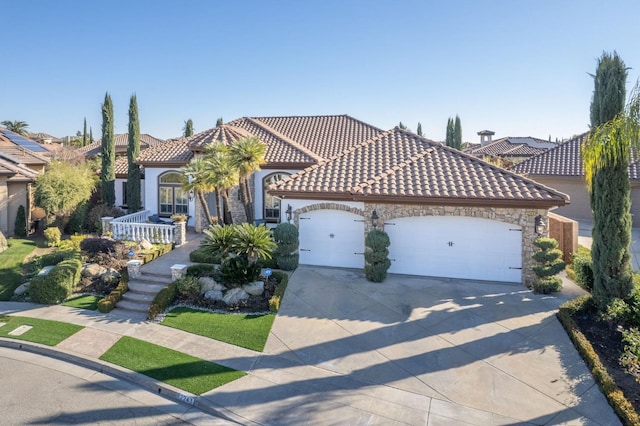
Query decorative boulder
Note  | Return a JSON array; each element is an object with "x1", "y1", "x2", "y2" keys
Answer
[
  {"x1": 13, "y1": 282, "x2": 30, "y2": 296},
  {"x1": 199, "y1": 277, "x2": 225, "y2": 293},
  {"x1": 222, "y1": 287, "x2": 250, "y2": 305},
  {"x1": 82, "y1": 263, "x2": 108, "y2": 278},
  {"x1": 242, "y1": 281, "x2": 264, "y2": 296},
  {"x1": 101, "y1": 268, "x2": 121, "y2": 284},
  {"x1": 140, "y1": 238, "x2": 154, "y2": 250},
  {"x1": 204, "y1": 290, "x2": 224, "y2": 301}
]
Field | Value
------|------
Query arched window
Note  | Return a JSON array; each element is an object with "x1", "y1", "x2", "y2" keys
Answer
[
  {"x1": 158, "y1": 172, "x2": 188, "y2": 217},
  {"x1": 263, "y1": 172, "x2": 290, "y2": 223}
]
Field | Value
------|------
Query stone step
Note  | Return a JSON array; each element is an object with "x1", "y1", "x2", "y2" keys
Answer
[
  {"x1": 121, "y1": 292, "x2": 155, "y2": 303},
  {"x1": 114, "y1": 299, "x2": 150, "y2": 313},
  {"x1": 134, "y1": 274, "x2": 173, "y2": 285},
  {"x1": 109, "y1": 307, "x2": 148, "y2": 322},
  {"x1": 127, "y1": 280, "x2": 168, "y2": 295}
]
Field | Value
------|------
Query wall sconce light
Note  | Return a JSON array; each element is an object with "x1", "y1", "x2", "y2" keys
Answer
[
  {"x1": 371, "y1": 210, "x2": 379, "y2": 228},
  {"x1": 189, "y1": 190, "x2": 194, "y2": 202},
  {"x1": 286, "y1": 204, "x2": 292, "y2": 222},
  {"x1": 534, "y1": 214, "x2": 546, "y2": 235}
]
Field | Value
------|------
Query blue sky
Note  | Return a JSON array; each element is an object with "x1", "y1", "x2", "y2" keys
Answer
[{"x1": 2, "y1": 0, "x2": 640, "y2": 143}]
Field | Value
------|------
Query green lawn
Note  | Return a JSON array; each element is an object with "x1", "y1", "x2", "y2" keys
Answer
[
  {"x1": 100, "y1": 336, "x2": 245, "y2": 395},
  {"x1": 0, "y1": 315, "x2": 83, "y2": 346},
  {"x1": 162, "y1": 307, "x2": 276, "y2": 352},
  {"x1": 0, "y1": 239, "x2": 37, "y2": 300},
  {"x1": 63, "y1": 295, "x2": 101, "y2": 310}
]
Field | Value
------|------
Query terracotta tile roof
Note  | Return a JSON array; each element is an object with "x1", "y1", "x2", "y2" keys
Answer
[
  {"x1": 78, "y1": 133, "x2": 166, "y2": 157},
  {"x1": 136, "y1": 137, "x2": 193, "y2": 167},
  {"x1": 270, "y1": 128, "x2": 569, "y2": 208},
  {"x1": 187, "y1": 125, "x2": 253, "y2": 150},
  {"x1": 114, "y1": 156, "x2": 145, "y2": 178},
  {"x1": 466, "y1": 137, "x2": 556, "y2": 158},
  {"x1": 28, "y1": 132, "x2": 62, "y2": 144},
  {"x1": 511, "y1": 133, "x2": 588, "y2": 177}
]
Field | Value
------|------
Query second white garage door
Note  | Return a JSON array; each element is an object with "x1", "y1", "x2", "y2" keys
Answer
[
  {"x1": 385, "y1": 216, "x2": 522, "y2": 283},
  {"x1": 298, "y1": 209, "x2": 365, "y2": 269}
]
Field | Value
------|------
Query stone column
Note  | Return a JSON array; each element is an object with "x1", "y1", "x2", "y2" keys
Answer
[
  {"x1": 127, "y1": 260, "x2": 143, "y2": 279},
  {"x1": 174, "y1": 221, "x2": 187, "y2": 246},
  {"x1": 101, "y1": 216, "x2": 114, "y2": 236},
  {"x1": 171, "y1": 264, "x2": 188, "y2": 281}
]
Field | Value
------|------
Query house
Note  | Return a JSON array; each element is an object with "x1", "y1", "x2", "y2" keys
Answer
[
  {"x1": 511, "y1": 132, "x2": 640, "y2": 226},
  {"x1": 124, "y1": 115, "x2": 568, "y2": 285},
  {"x1": 465, "y1": 130, "x2": 557, "y2": 164},
  {"x1": 0, "y1": 128, "x2": 50, "y2": 235},
  {"x1": 78, "y1": 133, "x2": 166, "y2": 158}
]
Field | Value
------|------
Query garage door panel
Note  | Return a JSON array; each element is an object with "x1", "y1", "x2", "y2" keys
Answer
[
  {"x1": 299, "y1": 210, "x2": 365, "y2": 269},
  {"x1": 386, "y1": 216, "x2": 521, "y2": 283}
]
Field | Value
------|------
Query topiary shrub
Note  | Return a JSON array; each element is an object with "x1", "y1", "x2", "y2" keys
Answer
[
  {"x1": 532, "y1": 237, "x2": 565, "y2": 294},
  {"x1": 571, "y1": 246, "x2": 594, "y2": 291},
  {"x1": 364, "y1": 229, "x2": 391, "y2": 283},
  {"x1": 218, "y1": 255, "x2": 261, "y2": 287},
  {"x1": 273, "y1": 223, "x2": 299, "y2": 271},
  {"x1": 43, "y1": 227, "x2": 62, "y2": 247},
  {"x1": 29, "y1": 256, "x2": 82, "y2": 304},
  {"x1": 14, "y1": 205, "x2": 27, "y2": 237}
]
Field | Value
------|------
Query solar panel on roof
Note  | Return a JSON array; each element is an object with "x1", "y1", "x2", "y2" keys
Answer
[{"x1": 0, "y1": 129, "x2": 49, "y2": 152}]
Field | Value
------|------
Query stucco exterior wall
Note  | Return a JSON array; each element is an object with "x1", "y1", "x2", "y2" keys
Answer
[{"x1": 143, "y1": 167, "x2": 195, "y2": 228}]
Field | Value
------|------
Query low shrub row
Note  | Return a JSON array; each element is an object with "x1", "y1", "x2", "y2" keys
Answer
[
  {"x1": 29, "y1": 255, "x2": 83, "y2": 304},
  {"x1": 189, "y1": 246, "x2": 221, "y2": 264},
  {"x1": 37, "y1": 250, "x2": 78, "y2": 268},
  {"x1": 269, "y1": 271, "x2": 289, "y2": 312},
  {"x1": 570, "y1": 245, "x2": 594, "y2": 291},
  {"x1": 97, "y1": 280, "x2": 129, "y2": 313},
  {"x1": 557, "y1": 295, "x2": 639, "y2": 425},
  {"x1": 186, "y1": 263, "x2": 217, "y2": 278},
  {"x1": 138, "y1": 243, "x2": 173, "y2": 264},
  {"x1": 148, "y1": 282, "x2": 178, "y2": 320}
]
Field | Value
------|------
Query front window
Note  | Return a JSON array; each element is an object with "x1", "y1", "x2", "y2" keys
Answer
[
  {"x1": 158, "y1": 172, "x2": 188, "y2": 217},
  {"x1": 263, "y1": 172, "x2": 290, "y2": 223}
]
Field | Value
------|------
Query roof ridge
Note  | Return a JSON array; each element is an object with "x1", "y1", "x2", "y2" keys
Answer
[
  {"x1": 246, "y1": 117, "x2": 324, "y2": 162},
  {"x1": 513, "y1": 131, "x2": 589, "y2": 170}
]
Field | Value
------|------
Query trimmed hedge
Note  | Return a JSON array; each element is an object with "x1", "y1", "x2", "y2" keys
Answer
[
  {"x1": 97, "y1": 280, "x2": 129, "y2": 313},
  {"x1": 37, "y1": 250, "x2": 78, "y2": 267},
  {"x1": 148, "y1": 282, "x2": 178, "y2": 320},
  {"x1": 557, "y1": 296, "x2": 639, "y2": 425},
  {"x1": 186, "y1": 263, "x2": 217, "y2": 278},
  {"x1": 571, "y1": 246, "x2": 594, "y2": 291},
  {"x1": 29, "y1": 256, "x2": 83, "y2": 304},
  {"x1": 189, "y1": 246, "x2": 221, "y2": 264},
  {"x1": 269, "y1": 271, "x2": 289, "y2": 312}
]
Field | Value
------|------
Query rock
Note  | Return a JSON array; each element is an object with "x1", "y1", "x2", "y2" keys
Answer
[
  {"x1": 82, "y1": 263, "x2": 108, "y2": 278},
  {"x1": 199, "y1": 277, "x2": 225, "y2": 293},
  {"x1": 204, "y1": 290, "x2": 223, "y2": 301},
  {"x1": 222, "y1": 287, "x2": 250, "y2": 305},
  {"x1": 13, "y1": 282, "x2": 30, "y2": 296},
  {"x1": 140, "y1": 238, "x2": 154, "y2": 250},
  {"x1": 101, "y1": 268, "x2": 121, "y2": 284},
  {"x1": 242, "y1": 281, "x2": 264, "y2": 296}
]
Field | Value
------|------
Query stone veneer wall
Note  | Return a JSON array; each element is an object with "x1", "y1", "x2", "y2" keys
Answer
[{"x1": 293, "y1": 201, "x2": 547, "y2": 287}]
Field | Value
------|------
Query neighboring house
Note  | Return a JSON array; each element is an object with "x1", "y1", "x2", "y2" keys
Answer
[
  {"x1": 78, "y1": 133, "x2": 166, "y2": 158},
  {"x1": 465, "y1": 130, "x2": 556, "y2": 164},
  {"x1": 511, "y1": 132, "x2": 640, "y2": 226},
  {"x1": 125, "y1": 115, "x2": 568, "y2": 285},
  {"x1": 28, "y1": 132, "x2": 62, "y2": 145},
  {"x1": 0, "y1": 128, "x2": 50, "y2": 235}
]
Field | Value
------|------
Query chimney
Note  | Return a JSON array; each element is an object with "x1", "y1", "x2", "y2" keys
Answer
[{"x1": 477, "y1": 130, "x2": 495, "y2": 146}]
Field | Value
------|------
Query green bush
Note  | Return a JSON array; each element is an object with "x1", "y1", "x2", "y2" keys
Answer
[
  {"x1": 571, "y1": 246, "x2": 594, "y2": 291},
  {"x1": 29, "y1": 257, "x2": 82, "y2": 304},
  {"x1": 532, "y1": 276, "x2": 563, "y2": 294},
  {"x1": 364, "y1": 229, "x2": 391, "y2": 283},
  {"x1": 276, "y1": 254, "x2": 299, "y2": 271},
  {"x1": 97, "y1": 280, "x2": 129, "y2": 313},
  {"x1": 532, "y1": 237, "x2": 564, "y2": 294},
  {"x1": 37, "y1": 250, "x2": 78, "y2": 267},
  {"x1": 257, "y1": 257, "x2": 279, "y2": 269},
  {"x1": 85, "y1": 204, "x2": 125, "y2": 233},
  {"x1": 148, "y1": 282, "x2": 178, "y2": 320},
  {"x1": 269, "y1": 271, "x2": 289, "y2": 312},
  {"x1": 189, "y1": 246, "x2": 221, "y2": 264},
  {"x1": 273, "y1": 223, "x2": 299, "y2": 270},
  {"x1": 44, "y1": 227, "x2": 62, "y2": 247},
  {"x1": 175, "y1": 276, "x2": 200, "y2": 298},
  {"x1": 66, "y1": 201, "x2": 88, "y2": 234},
  {"x1": 186, "y1": 263, "x2": 217, "y2": 278},
  {"x1": 58, "y1": 235, "x2": 86, "y2": 252},
  {"x1": 14, "y1": 205, "x2": 27, "y2": 237},
  {"x1": 218, "y1": 256, "x2": 261, "y2": 287},
  {"x1": 80, "y1": 237, "x2": 121, "y2": 257},
  {"x1": 620, "y1": 328, "x2": 640, "y2": 378}
]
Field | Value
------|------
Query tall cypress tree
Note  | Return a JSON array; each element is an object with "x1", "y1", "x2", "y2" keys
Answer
[
  {"x1": 183, "y1": 119, "x2": 194, "y2": 137},
  {"x1": 127, "y1": 94, "x2": 142, "y2": 213},
  {"x1": 216, "y1": 117, "x2": 224, "y2": 127},
  {"x1": 101, "y1": 92, "x2": 116, "y2": 206},
  {"x1": 454, "y1": 115, "x2": 462, "y2": 150},
  {"x1": 445, "y1": 118, "x2": 454, "y2": 147},
  {"x1": 82, "y1": 118, "x2": 87, "y2": 147},
  {"x1": 416, "y1": 122, "x2": 423, "y2": 136},
  {"x1": 588, "y1": 51, "x2": 632, "y2": 307},
  {"x1": 89, "y1": 127, "x2": 94, "y2": 144}
]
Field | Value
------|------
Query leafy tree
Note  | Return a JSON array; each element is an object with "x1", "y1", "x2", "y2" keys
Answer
[
  {"x1": 416, "y1": 122, "x2": 423, "y2": 136},
  {"x1": 82, "y1": 117, "x2": 88, "y2": 147},
  {"x1": 204, "y1": 142, "x2": 237, "y2": 224},
  {"x1": 182, "y1": 157, "x2": 216, "y2": 226},
  {"x1": 454, "y1": 115, "x2": 462, "y2": 150},
  {"x1": 34, "y1": 160, "x2": 96, "y2": 227},
  {"x1": 127, "y1": 94, "x2": 142, "y2": 213},
  {"x1": 101, "y1": 92, "x2": 116, "y2": 206},
  {"x1": 228, "y1": 136, "x2": 266, "y2": 223},
  {"x1": 584, "y1": 52, "x2": 635, "y2": 308},
  {"x1": 445, "y1": 118, "x2": 454, "y2": 147},
  {"x1": 216, "y1": 117, "x2": 224, "y2": 127},
  {"x1": 183, "y1": 119, "x2": 194, "y2": 137},
  {"x1": 1, "y1": 120, "x2": 29, "y2": 136}
]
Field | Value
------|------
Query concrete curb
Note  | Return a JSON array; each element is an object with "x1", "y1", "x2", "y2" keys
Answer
[{"x1": 0, "y1": 337, "x2": 236, "y2": 422}]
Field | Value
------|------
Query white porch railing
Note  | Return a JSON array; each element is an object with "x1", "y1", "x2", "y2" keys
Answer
[{"x1": 110, "y1": 210, "x2": 175, "y2": 244}]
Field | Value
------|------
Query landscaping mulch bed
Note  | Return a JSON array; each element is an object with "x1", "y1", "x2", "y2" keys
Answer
[{"x1": 572, "y1": 307, "x2": 640, "y2": 412}]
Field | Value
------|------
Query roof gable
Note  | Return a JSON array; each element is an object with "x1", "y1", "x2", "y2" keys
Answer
[{"x1": 511, "y1": 133, "x2": 588, "y2": 177}]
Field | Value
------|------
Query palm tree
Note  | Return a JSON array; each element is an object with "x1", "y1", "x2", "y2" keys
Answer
[
  {"x1": 231, "y1": 223, "x2": 277, "y2": 264},
  {"x1": 227, "y1": 136, "x2": 266, "y2": 223},
  {"x1": 1, "y1": 120, "x2": 29, "y2": 136},
  {"x1": 182, "y1": 157, "x2": 216, "y2": 226},
  {"x1": 201, "y1": 224, "x2": 237, "y2": 260},
  {"x1": 204, "y1": 143, "x2": 237, "y2": 225}
]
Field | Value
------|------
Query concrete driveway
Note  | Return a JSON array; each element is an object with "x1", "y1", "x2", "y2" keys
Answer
[{"x1": 204, "y1": 266, "x2": 619, "y2": 425}]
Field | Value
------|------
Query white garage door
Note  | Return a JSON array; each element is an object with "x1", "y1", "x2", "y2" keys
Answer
[
  {"x1": 386, "y1": 216, "x2": 522, "y2": 283},
  {"x1": 298, "y1": 210, "x2": 365, "y2": 269}
]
